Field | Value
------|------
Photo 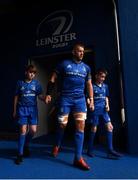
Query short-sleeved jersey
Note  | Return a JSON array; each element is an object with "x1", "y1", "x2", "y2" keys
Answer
[
  {"x1": 15, "y1": 79, "x2": 43, "y2": 106},
  {"x1": 55, "y1": 59, "x2": 91, "y2": 97},
  {"x1": 93, "y1": 83, "x2": 109, "y2": 110}
]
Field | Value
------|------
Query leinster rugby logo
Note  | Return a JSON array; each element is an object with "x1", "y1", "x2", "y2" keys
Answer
[{"x1": 36, "y1": 10, "x2": 77, "y2": 48}]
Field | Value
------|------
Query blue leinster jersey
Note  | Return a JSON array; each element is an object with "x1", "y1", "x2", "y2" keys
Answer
[
  {"x1": 15, "y1": 79, "x2": 42, "y2": 106},
  {"x1": 93, "y1": 83, "x2": 109, "y2": 110},
  {"x1": 55, "y1": 59, "x2": 91, "y2": 97}
]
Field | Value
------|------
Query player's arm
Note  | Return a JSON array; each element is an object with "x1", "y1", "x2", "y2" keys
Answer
[
  {"x1": 86, "y1": 79, "x2": 94, "y2": 111},
  {"x1": 13, "y1": 95, "x2": 19, "y2": 119},
  {"x1": 105, "y1": 97, "x2": 110, "y2": 112},
  {"x1": 45, "y1": 72, "x2": 57, "y2": 104},
  {"x1": 36, "y1": 81, "x2": 46, "y2": 102},
  {"x1": 38, "y1": 94, "x2": 46, "y2": 102}
]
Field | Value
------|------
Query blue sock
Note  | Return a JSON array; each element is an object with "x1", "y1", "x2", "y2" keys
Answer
[
  {"x1": 74, "y1": 131, "x2": 84, "y2": 160},
  {"x1": 18, "y1": 134, "x2": 26, "y2": 155},
  {"x1": 88, "y1": 131, "x2": 96, "y2": 153},
  {"x1": 106, "y1": 131, "x2": 113, "y2": 151},
  {"x1": 55, "y1": 126, "x2": 64, "y2": 147},
  {"x1": 25, "y1": 132, "x2": 33, "y2": 147}
]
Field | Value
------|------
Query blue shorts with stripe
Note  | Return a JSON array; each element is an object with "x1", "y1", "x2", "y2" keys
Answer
[
  {"x1": 57, "y1": 95, "x2": 87, "y2": 115},
  {"x1": 87, "y1": 109, "x2": 111, "y2": 126},
  {"x1": 17, "y1": 106, "x2": 38, "y2": 125}
]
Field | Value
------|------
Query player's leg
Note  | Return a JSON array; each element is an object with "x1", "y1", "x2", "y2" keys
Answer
[
  {"x1": 51, "y1": 96, "x2": 70, "y2": 157},
  {"x1": 73, "y1": 112, "x2": 90, "y2": 170},
  {"x1": 74, "y1": 113, "x2": 85, "y2": 160},
  {"x1": 52, "y1": 114, "x2": 69, "y2": 157},
  {"x1": 72, "y1": 96, "x2": 90, "y2": 170}
]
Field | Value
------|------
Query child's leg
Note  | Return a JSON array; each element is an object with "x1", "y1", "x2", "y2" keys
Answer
[
  {"x1": 103, "y1": 112, "x2": 123, "y2": 158},
  {"x1": 15, "y1": 124, "x2": 27, "y2": 164},
  {"x1": 105, "y1": 122, "x2": 113, "y2": 151},
  {"x1": 25, "y1": 106, "x2": 38, "y2": 149},
  {"x1": 105, "y1": 121, "x2": 123, "y2": 158},
  {"x1": 87, "y1": 114, "x2": 99, "y2": 156},
  {"x1": 18, "y1": 125, "x2": 27, "y2": 155},
  {"x1": 87, "y1": 125, "x2": 97, "y2": 156},
  {"x1": 25, "y1": 125, "x2": 37, "y2": 147},
  {"x1": 23, "y1": 125, "x2": 37, "y2": 157}
]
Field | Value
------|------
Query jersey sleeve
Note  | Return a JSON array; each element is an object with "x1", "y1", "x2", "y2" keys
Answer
[
  {"x1": 36, "y1": 81, "x2": 43, "y2": 95},
  {"x1": 86, "y1": 65, "x2": 92, "y2": 81}
]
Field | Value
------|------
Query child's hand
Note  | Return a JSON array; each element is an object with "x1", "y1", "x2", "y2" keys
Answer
[
  {"x1": 105, "y1": 105, "x2": 110, "y2": 112},
  {"x1": 89, "y1": 103, "x2": 95, "y2": 111},
  {"x1": 45, "y1": 95, "x2": 52, "y2": 104},
  {"x1": 87, "y1": 98, "x2": 90, "y2": 105},
  {"x1": 87, "y1": 98, "x2": 94, "y2": 111},
  {"x1": 13, "y1": 111, "x2": 17, "y2": 120}
]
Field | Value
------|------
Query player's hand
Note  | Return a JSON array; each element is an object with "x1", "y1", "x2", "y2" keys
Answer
[{"x1": 45, "y1": 95, "x2": 52, "y2": 104}]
